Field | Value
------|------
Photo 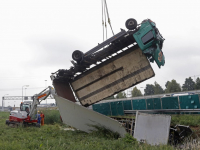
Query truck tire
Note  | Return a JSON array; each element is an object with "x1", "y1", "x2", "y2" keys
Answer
[
  {"x1": 125, "y1": 18, "x2": 137, "y2": 30},
  {"x1": 72, "y1": 50, "x2": 83, "y2": 62}
]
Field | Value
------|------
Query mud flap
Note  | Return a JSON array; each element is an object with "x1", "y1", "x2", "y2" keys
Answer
[{"x1": 53, "y1": 80, "x2": 76, "y2": 102}]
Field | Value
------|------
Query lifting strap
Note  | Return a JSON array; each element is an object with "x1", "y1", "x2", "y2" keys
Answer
[
  {"x1": 101, "y1": 0, "x2": 114, "y2": 41},
  {"x1": 101, "y1": 0, "x2": 104, "y2": 41},
  {"x1": 104, "y1": 0, "x2": 114, "y2": 35},
  {"x1": 104, "y1": 0, "x2": 107, "y2": 40}
]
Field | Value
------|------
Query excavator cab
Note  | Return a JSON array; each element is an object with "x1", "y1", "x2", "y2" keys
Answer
[
  {"x1": 133, "y1": 19, "x2": 165, "y2": 68},
  {"x1": 20, "y1": 102, "x2": 31, "y2": 112}
]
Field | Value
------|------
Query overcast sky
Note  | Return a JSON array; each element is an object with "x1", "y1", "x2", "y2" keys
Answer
[{"x1": 0, "y1": 0, "x2": 200, "y2": 107}]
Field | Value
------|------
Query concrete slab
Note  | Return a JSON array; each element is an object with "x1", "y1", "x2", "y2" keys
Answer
[{"x1": 54, "y1": 94, "x2": 127, "y2": 137}]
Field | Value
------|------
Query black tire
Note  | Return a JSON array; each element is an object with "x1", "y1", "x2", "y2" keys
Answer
[
  {"x1": 36, "y1": 123, "x2": 40, "y2": 128},
  {"x1": 5, "y1": 120, "x2": 10, "y2": 125},
  {"x1": 72, "y1": 50, "x2": 83, "y2": 62},
  {"x1": 125, "y1": 18, "x2": 137, "y2": 30}
]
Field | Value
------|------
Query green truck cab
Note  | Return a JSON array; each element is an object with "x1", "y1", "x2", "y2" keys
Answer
[{"x1": 126, "y1": 19, "x2": 165, "y2": 68}]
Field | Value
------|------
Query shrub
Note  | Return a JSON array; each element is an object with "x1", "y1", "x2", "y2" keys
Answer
[
  {"x1": 123, "y1": 133, "x2": 137, "y2": 143},
  {"x1": 42, "y1": 110, "x2": 62, "y2": 124}
]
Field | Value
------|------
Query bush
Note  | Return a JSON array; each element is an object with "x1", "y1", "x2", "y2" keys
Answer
[
  {"x1": 42, "y1": 110, "x2": 62, "y2": 124},
  {"x1": 123, "y1": 133, "x2": 137, "y2": 143}
]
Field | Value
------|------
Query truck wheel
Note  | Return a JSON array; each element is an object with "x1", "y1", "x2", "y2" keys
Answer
[
  {"x1": 72, "y1": 50, "x2": 83, "y2": 62},
  {"x1": 125, "y1": 18, "x2": 137, "y2": 30}
]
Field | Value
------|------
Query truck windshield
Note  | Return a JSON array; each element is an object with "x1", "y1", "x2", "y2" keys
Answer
[{"x1": 141, "y1": 31, "x2": 154, "y2": 45}]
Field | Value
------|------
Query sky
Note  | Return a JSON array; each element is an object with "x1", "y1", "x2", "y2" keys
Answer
[{"x1": 0, "y1": 0, "x2": 200, "y2": 107}]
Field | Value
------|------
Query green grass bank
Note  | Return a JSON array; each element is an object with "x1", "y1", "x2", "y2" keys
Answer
[{"x1": 1, "y1": 111, "x2": 200, "y2": 149}]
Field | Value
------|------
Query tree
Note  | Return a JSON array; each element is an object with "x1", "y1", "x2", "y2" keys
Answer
[
  {"x1": 154, "y1": 81, "x2": 164, "y2": 94},
  {"x1": 144, "y1": 84, "x2": 154, "y2": 95},
  {"x1": 131, "y1": 87, "x2": 143, "y2": 97},
  {"x1": 165, "y1": 79, "x2": 181, "y2": 93},
  {"x1": 195, "y1": 77, "x2": 200, "y2": 90},
  {"x1": 165, "y1": 81, "x2": 169, "y2": 88},
  {"x1": 182, "y1": 77, "x2": 195, "y2": 91},
  {"x1": 116, "y1": 92, "x2": 126, "y2": 99}
]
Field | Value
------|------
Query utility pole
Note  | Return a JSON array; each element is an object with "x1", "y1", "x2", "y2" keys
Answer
[
  {"x1": 22, "y1": 85, "x2": 29, "y2": 102},
  {"x1": 2, "y1": 94, "x2": 9, "y2": 111}
]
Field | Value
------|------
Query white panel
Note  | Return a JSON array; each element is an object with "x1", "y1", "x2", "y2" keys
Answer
[
  {"x1": 54, "y1": 94, "x2": 127, "y2": 137},
  {"x1": 71, "y1": 47, "x2": 155, "y2": 106},
  {"x1": 134, "y1": 112, "x2": 171, "y2": 145}
]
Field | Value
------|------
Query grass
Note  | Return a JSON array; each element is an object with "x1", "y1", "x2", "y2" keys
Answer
[
  {"x1": 171, "y1": 114, "x2": 200, "y2": 126},
  {"x1": 114, "y1": 114, "x2": 200, "y2": 126},
  {"x1": 2, "y1": 111, "x2": 200, "y2": 150}
]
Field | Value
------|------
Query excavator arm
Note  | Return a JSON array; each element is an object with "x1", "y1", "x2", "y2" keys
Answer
[{"x1": 29, "y1": 86, "x2": 55, "y2": 119}]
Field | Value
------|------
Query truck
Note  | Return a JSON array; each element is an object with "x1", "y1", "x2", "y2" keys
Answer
[{"x1": 51, "y1": 18, "x2": 165, "y2": 106}]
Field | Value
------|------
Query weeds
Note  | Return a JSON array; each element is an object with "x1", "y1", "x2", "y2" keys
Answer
[
  {"x1": 171, "y1": 114, "x2": 200, "y2": 126},
  {"x1": 89, "y1": 125, "x2": 120, "y2": 139},
  {"x1": 2, "y1": 111, "x2": 200, "y2": 149},
  {"x1": 42, "y1": 110, "x2": 62, "y2": 124},
  {"x1": 123, "y1": 133, "x2": 137, "y2": 143}
]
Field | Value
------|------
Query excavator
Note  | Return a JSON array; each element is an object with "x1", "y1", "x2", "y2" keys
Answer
[
  {"x1": 6, "y1": 87, "x2": 55, "y2": 127},
  {"x1": 51, "y1": 18, "x2": 165, "y2": 107}
]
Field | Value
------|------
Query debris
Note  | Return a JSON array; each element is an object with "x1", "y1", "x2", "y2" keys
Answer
[
  {"x1": 169, "y1": 125, "x2": 193, "y2": 145},
  {"x1": 133, "y1": 112, "x2": 171, "y2": 145},
  {"x1": 53, "y1": 94, "x2": 127, "y2": 137}
]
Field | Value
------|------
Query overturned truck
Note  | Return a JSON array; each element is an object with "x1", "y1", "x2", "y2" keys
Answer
[{"x1": 51, "y1": 18, "x2": 165, "y2": 106}]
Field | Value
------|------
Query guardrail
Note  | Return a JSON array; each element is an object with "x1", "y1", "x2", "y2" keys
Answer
[{"x1": 124, "y1": 109, "x2": 200, "y2": 114}]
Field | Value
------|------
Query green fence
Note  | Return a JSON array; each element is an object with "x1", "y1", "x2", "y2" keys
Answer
[
  {"x1": 92, "y1": 103, "x2": 111, "y2": 116},
  {"x1": 110, "y1": 101, "x2": 124, "y2": 116},
  {"x1": 123, "y1": 100, "x2": 132, "y2": 110},
  {"x1": 132, "y1": 99, "x2": 146, "y2": 110},
  {"x1": 92, "y1": 94, "x2": 200, "y2": 116},
  {"x1": 179, "y1": 94, "x2": 200, "y2": 114},
  {"x1": 179, "y1": 95, "x2": 200, "y2": 109},
  {"x1": 153, "y1": 98, "x2": 162, "y2": 109}
]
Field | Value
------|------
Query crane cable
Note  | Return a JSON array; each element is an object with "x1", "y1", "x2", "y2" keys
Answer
[
  {"x1": 104, "y1": 0, "x2": 114, "y2": 35},
  {"x1": 104, "y1": 0, "x2": 107, "y2": 40},
  {"x1": 101, "y1": 0, "x2": 104, "y2": 41},
  {"x1": 101, "y1": 0, "x2": 114, "y2": 41}
]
